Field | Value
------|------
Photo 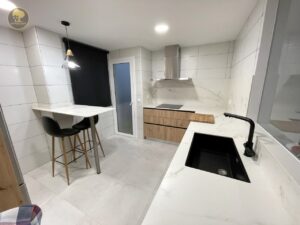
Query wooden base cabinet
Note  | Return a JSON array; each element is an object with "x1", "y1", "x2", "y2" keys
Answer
[
  {"x1": 143, "y1": 108, "x2": 214, "y2": 143},
  {"x1": 144, "y1": 123, "x2": 186, "y2": 143}
]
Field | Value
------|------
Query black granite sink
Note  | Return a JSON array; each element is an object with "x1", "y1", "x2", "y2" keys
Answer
[{"x1": 185, "y1": 133, "x2": 250, "y2": 183}]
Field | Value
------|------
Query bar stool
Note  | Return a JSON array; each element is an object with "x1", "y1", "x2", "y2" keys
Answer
[
  {"x1": 41, "y1": 116, "x2": 91, "y2": 185},
  {"x1": 72, "y1": 115, "x2": 105, "y2": 157}
]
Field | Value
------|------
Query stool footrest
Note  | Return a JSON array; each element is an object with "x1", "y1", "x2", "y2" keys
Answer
[{"x1": 55, "y1": 152, "x2": 85, "y2": 165}]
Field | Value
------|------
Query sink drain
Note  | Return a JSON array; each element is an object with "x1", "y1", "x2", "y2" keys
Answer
[{"x1": 217, "y1": 169, "x2": 228, "y2": 176}]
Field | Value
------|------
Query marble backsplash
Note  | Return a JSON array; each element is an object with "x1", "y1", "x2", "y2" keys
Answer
[{"x1": 147, "y1": 42, "x2": 233, "y2": 109}]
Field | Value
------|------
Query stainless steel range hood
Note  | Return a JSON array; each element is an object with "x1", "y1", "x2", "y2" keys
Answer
[{"x1": 155, "y1": 45, "x2": 191, "y2": 81}]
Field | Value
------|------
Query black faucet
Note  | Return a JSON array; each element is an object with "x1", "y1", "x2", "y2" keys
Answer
[{"x1": 224, "y1": 113, "x2": 256, "y2": 157}]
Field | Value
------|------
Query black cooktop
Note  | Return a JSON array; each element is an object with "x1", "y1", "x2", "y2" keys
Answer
[{"x1": 156, "y1": 104, "x2": 183, "y2": 109}]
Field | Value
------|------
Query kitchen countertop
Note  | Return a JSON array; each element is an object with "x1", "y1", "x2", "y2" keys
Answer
[
  {"x1": 143, "y1": 104, "x2": 225, "y2": 115},
  {"x1": 141, "y1": 115, "x2": 297, "y2": 225}
]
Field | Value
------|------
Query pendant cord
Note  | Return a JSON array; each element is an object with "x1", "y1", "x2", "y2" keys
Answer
[{"x1": 65, "y1": 25, "x2": 71, "y2": 50}]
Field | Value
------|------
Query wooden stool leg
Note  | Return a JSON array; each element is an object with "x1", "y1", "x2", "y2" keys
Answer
[
  {"x1": 68, "y1": 136, "x2": 76, "y2": 161},
  {"x1": 76, "y1": 134, "x2": 91, "y2": 169},
  {"x1": 61, "y1": 138, "x2": 70, "y2": 185},
  {"x1": 73, "y1": 135, "x2": 76, "y2": 151},
  {"x1": 83, "y1": 130, "x2": 87, "y2": 154},
  {"x1": 52, "y1": 136, "x2": 55, "y2": 177},
  {"x1": 96, "y1": 129, "x2": 105, "y2": 157},
  {"x1": 86, "y1": 129, "x2": 92, "y2": 151}
]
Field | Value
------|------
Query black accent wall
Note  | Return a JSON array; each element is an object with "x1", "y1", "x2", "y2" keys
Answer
[{"x1": 62, "y1": 38, "x2": 112, "y2": 106}]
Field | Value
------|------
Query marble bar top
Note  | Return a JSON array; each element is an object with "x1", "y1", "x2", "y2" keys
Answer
[
  {"x1": 32, "y1": 103, "x2": 114, "y2": 117},
  {"x1": 141, "y1": 115, "x2": 297, "y2": 225}
]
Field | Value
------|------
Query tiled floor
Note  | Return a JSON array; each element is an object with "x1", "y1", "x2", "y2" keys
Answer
[{"x1": 24, "y1": 135, "x2": 177, "y2": 225}]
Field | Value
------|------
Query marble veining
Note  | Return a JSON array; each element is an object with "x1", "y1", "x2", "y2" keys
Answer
[{"x1": 141, "y1": 114, "x2": 299, "y2": 225}]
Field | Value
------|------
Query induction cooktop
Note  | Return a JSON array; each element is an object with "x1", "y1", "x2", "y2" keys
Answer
[{"x1": 156, "y1": 104, "x2": 183, "y2": 109}]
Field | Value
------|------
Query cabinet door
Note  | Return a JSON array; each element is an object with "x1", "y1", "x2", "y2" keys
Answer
[
  {"x1": 0, "y1": 129, "x2": 24, "y2": 212},
  {"x1": 144, "y1": 123, "x2": 186, "y2": 143},
  {"x1": 144, "y1": 108, "x2": 192, "y2": 128}
]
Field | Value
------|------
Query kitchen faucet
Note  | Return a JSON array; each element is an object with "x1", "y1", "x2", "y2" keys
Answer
[{"x1": 224, "y1": 113, "x2": 256, "y2": 157}]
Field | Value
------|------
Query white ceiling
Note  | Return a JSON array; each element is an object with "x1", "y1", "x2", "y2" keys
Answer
[{"x1": 0, "y1": 0, "x2": 258, "y2": 50}]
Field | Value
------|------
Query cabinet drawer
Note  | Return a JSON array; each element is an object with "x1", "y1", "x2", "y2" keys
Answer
[
  {"x1": 144, "y1": 123, "x2": 186, "y2": 143},
  {"x1": 144, "y1": 108, "x2": 194, "y2": 120}
]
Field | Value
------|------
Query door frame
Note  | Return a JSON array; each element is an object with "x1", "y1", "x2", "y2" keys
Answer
[{"x1": 109, "y1": 57, "x2": 138, "y2": 138}]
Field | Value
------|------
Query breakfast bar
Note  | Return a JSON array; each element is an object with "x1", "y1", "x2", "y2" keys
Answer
[{"x1": 32, "y1": 104, "x2": 114, "y2": 174}]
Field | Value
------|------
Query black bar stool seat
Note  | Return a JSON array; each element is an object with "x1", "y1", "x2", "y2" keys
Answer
[
  {"x1": 72, "y1": 116, "x2": 99, "y2": 130},
  {"x1": 41, "y1": 116, "x2": 91, "y2": 185},
  {"x1": 72, "y1": 115, "x2": 105, "y2": 157},
  {"x1": 57, "y1": 128, "x2": 80, "y2": 137}
]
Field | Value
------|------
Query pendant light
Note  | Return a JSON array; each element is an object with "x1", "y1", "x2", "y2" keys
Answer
[{"x1": 61, "y1": 20, "x2": 80, "y2": 69}]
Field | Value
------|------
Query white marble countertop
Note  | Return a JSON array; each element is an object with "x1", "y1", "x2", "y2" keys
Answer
[
  {"x1": 32, "y1": 103, "x2": 114, "y2": 117},
  {"x1": 141, "y1": 115, "x2": 297, "y2": 225},
  {"x1": 143, "y1": 103, "x2": 225, "y2": 116}
]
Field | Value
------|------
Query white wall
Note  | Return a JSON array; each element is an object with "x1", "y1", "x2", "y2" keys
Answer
[
  {"x1": 24, "y1": 26, "x2": 115, "y2": 148},
  {"x1": 150, "y1": 42, "x2": 233, "y2": 108},
  {"x1": 108, "y1": 47, "x2": 151, "y2": 139},
  {"x1": 23, "y1": 27, "x2": 73, "y2": 105},
  {"x1": 0, "y1": 26, "x2": 50, "y2": 173},
  {"x1": 227, "y1": 0, "x2": 267, "y2": 116}
]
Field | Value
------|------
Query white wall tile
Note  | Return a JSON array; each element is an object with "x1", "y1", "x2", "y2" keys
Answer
[
  {"x1": 30, "y1": 66, "x2": 45, "y2": 85},
  {"x1": 140, "y1": 47, "x2": 151, "y2": 59},
  {"x1": 47, "y1": 85, "x2": 72, "y2": 104},
  {"x1": 23, "y1": 27, "x2": 38, "y2": 47},
  {"x1": 119, "y1": 47, "x2": 140, "y2": 58},
  {"x1": 198, "y1": 42, "x2": 231, "y2": 55},
  {"x1": 227, "y1": 4, "x2": 265, "y2": 116},
  {"x1": 26, "y1": 45, "x2": 42, "y2": 66},
  {"x1": 8, "y1": 119, "x2": 44, "y2": 142},
  {"x1": 14, "y1": 134, "x2": 48, "y2": 159},
  {"x1": 0, "y1": 86, "x2": 37, "y2": 106},
  {"x1": 0, "y1": 27, "x2": 24, "y2": 47},
  {"x1": 31, "y1": 66, "x2": 70, "y2": 85},
  {"x1": 36, "y1": 27, "x2": 63, "y2": 49},
  {"x1": 180, "y1": 70, "x2": 197, "y2": 79},
  {"x1": 181, "y1": 47, "x2": 198, "y2": 58},
  {"x1": 198, "y1": 54, "x2": 229, "y2": 69},
  {"x1": 0, "y1": 44, "x2": 28, "y2": 66},
  {"x1": 151, "y1": 50, "x2": 164, "y2": 60},
  {"x1": 2, "y1": 104, "x2": 39, "y2": 125},
  {"x1": 152, "y1": 59, "x2": 165, "y2": 73},
  {"x1": 197, "y1": 68, "x2": 227, "y2": 79},
  {"x1": 108, "y1": 50, "x2": 120, "y2": 59},
  {"x1": 39, "y1": 45, "x2": 64, "y2": 66},
  {"x1": 180, "y1": 57, "x2": 198, "y2": 70},
  {"x1": 44, "y1": 67, "x2": 71, "y2": 85},
  {"x1": 34, "y1": 86, "x2": 50, "y2": 104},
  {"x1": 149, "y1": 42, "x2": 233, "y2": 109},
  {"x1": 0, "y1": 66, "x2": 33, "y2": 86},
  {"x1": 140, "y1": 57, "x2": 151, "y2": 71},
  {"x1": 0, "y1": 27, "x2": 50, "y2": 173},
  {"x1": 19, "y1": 150, "x2": 50, "y2": 174}
]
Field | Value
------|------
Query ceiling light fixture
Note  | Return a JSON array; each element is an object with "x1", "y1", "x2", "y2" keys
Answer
[
  {"x1": 61, "y1": 20, "x2": 80, "y2": 70},
  {"x1": 154, "y1": 23, "x2": 169, "y2": 34},
  {"x1": 0, "y1": 0, "x2": 17, "y2": 11}
]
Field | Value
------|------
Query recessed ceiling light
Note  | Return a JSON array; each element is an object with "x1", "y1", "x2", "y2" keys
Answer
[
  {"x1": 155, "y1": 23, "x2": 169, "y2": 34},
  {"x1": 0, "y1": 0, "x2": 17, "y2": 11}
]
